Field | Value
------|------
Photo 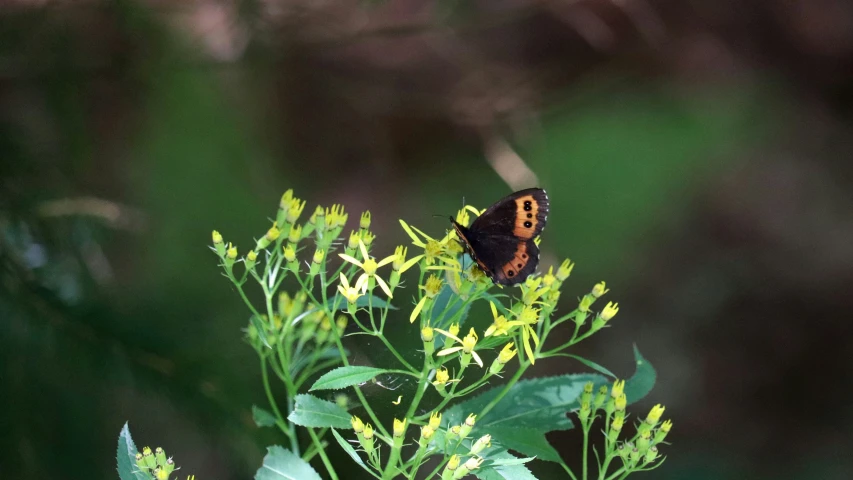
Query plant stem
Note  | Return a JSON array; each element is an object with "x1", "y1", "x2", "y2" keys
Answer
[{"x1": 307, "y1": 428, "x2": 338, "y2": 480}]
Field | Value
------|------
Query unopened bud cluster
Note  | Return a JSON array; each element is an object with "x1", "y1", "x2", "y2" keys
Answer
[{"x1": 134, "y1": 446, "x2": 180, "y2": 480}]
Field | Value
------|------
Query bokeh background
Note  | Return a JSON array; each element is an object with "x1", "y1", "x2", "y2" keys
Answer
[{"x1": 3, "y1": 1, "x2": 853, "y2": 479}]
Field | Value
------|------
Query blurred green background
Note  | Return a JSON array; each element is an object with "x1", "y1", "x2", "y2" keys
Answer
[{"x1": 2, "y1": 1, "x2": 852, "y2": 479}]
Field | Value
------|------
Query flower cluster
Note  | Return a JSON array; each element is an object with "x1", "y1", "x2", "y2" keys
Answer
[{"x1": 209, "y1": 189, "x2": 672, "y2": 480}]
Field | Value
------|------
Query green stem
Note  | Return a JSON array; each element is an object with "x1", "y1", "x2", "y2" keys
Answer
[
  {"x1": 477, "y1": 361, "x2": 529, "y2": 419},
  {"x1": 377, "y1": 334, "x2": 417, "y2": 372},
  {"x1": 381, "y1": 351, "x2": 431, "y2": 479},
  {"x1": 307, "y1": 428, "x2": 338, "y2": 480},
  {"x1": 261, "y1": 355, "x2": 299, "y2": 454},
  {"x1": 582, "y1": 420, "x2": 591, "y2": 480},
  {"x1": 561, "y1": 461, "x2": 579, "y2": 480}
]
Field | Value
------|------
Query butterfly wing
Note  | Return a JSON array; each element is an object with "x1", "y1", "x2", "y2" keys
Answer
[
  {"x1": 461, "y1": 188, "x2": 549, "y2": 285},
  {"x1": 469, "y1": 188, "x2": 549, "y2": 240}
]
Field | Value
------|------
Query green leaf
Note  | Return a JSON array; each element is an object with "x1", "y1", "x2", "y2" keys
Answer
[
  {"x1": 327, "y1": 293, "x2": 396, "y2": 310},
  {"x1": 250, "y1": 314, "x2": 271, "y2": 349},
  {"x1": 445, "y1": 373, "x2": 604, "y2": 432},
  {"x1": 290, "y1": 346, "x2": 345, "y2": 376},
  {"x1": 331, "y1": 428, "x2": 368, "y2": 470},
  {"x1": 252, "y1": 405, "x2": 278, "y2": 428},
  {"x1": 624, "y1": 344, "x2": 656, "y2": 403},
  {"x1": 444, "y1": 374, "x2": 605, "y2": 463},
  {"x1": 475, "y1": 449, "x2": 539, "y2": 480},
  {"x1": 287, "y1": 394, "x2": 352, "y2": 429},
  {"x1": 484, "y1": 426, "x2": 560, "y2": 462},
  {"x1": 116, "y1": 422, "x2": 149, "y2": 480},
  {"x1": 254, "y1": 445, "x2": 322, "y2": 480},
  {"x1": 310, "y1": 366, "x2": 392, "y2": 391},
  {"x1": 430, "y1": 284, "x2": 472, "y2": 329}
]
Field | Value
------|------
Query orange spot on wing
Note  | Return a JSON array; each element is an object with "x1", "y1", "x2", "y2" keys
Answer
[
  {"x1": 513, "y1": 195, "x2": 539, "y2": 239},
  {"x1": 500, "y1": 241, "x2": 530, "y2": 279}
]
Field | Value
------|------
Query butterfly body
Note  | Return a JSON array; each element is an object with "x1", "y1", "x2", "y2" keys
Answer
[{"x1": 451, "y1": 188, "x2": 549, "y2": 285}]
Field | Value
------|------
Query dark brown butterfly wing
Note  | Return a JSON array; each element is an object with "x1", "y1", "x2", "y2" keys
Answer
[{"x1": 454, "y1": 188, "x2": 549, "y2": 285}]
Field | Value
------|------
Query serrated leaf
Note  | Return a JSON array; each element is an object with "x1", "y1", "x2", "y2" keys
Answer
[
  {"x1": 475, "y1": 449, "x2": 539, "y2": 480},
  {"x1": 287, "y1": 394, "x2": 351, "y2": 429},
  {"x1": 445, "y1": 373, "x2": 605, "y2": 432},
  {"x1": 327, "y1": 294, "x2": 396, "y2": 310},
  {"x1": 624, "y1": 344, "x2": 656, "y2": 403},
  {"x1": 254, "y1": 445, "x2": 322, "y2": 480},
  {"x1": 310, "y1": 366, "x2": 392, "y2": 391},
  {"x1": 331, "y1": 428, "x2": 368, "y2": 469},
  {"x1": 484, "y1": 427, "x2": 560, "y2": 462},
  {"x1": 252, "y1": 405, "x2": 278, "y2": 428},
  {"x1": 116, "y1": 422, "x2": 149, "y2": 480}
]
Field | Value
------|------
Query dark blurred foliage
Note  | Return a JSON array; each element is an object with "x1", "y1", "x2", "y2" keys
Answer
[{"x1": 2, "y1": 0, "x2": 853, "y2": 479}]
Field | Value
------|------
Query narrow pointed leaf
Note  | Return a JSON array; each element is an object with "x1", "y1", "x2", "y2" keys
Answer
[
  {"x1": 331, "y1": 428, "x2": 368, "y2": 469},
  {"x1": 116, "y1": 422, "x2": 149, "y2": 480},
  {"x1": 624, "y1": 344, "x2": 656, "y2": 402},
  {"x1": 310, "y1": 366, "x2": 392, "y2": 391}
]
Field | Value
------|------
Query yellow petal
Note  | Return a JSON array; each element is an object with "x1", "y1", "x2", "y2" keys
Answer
[
  {"x1": 374, "y1": 275, "x2": 393, "y2": 298},
  {"x1": 399, "y1": 255, "x2": 423, "y2": 274},
  {"x1": 471, "y1": 351, "x2": 484, "y2": 368},
  {"x1": 433, "y1": 328, "x2": 463, "y2": 344},
  {"x1": 437, "y1": 346, "x2": 463, "y2": 357},
  {"x1": 399, "y1": 219, "x2": 425, "y2": 246},
  {"x1": 338, "y1": 253, "x2": 363, "y2": 267},
  {"x1": 410, "y1": 297, "x2": 427, "y2": 323}
]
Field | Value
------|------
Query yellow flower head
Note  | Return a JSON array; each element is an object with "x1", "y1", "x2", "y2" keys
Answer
[
  {"x1": 325, "y1": 204, "x2": 348, "y2": 230},
  {"x1": 280, "y1": 189, "x2": 294, "y2": 209},
  {"x1": 420, "y1": 424, "x2": 435, "y2": 440},
  {"x1": 361, "y1": 230, "x2": 376, "y2": 247},
  {"x1": 429, "y1": 411, "x2": 442, "y2": 430},
  {"x1": 498, "y1": 342, "x2": 517, "y2": 363},
  {"x1": 351, "y1": 415, "x2": 365, "y2": 433},
  {"x1": 517, "y1": 305, "x2": 541, "y2": 324},
  {"x1": 423, "y1": 274, "x2": 443, "y2": 298},
  {"x1": 226, "y1": 243, "x2": 238, "y2": 259},
  {"x1": 398, "y1": 219, "x2": 459, "y2": 267},
  {"x1": 433, "y1": 366, "x2": 450, "y2": 386},
  {"x1": 448, "y1": 322, "x2": 460, "y2": 337},
  {"x1": 212, "y1": 230, "x2": 223, "y2": 244},
  {"x1": 288, "y1": 224, "x2": 302, "y2": 244},
  {"x1": 661, "y1": 419, "x2": 673, "y2": 433},
  {"x1": 363, "y1": 423, "x2": 374, "y2": 439},
  {"x1": 393, "y1": 418, "x2": 407, "y2": 437},
  {"x1": 435, "y1": 327, "x2": 484, "y2": 367},
  {"x1": 556, "y1": 258, "x2": 574, "y2": 281},
  {"x1": 421, "y1": 325, "x2": 434, "y2": 342},
  {"x1": 592, "y1": 281, "x2": 609, "y2": 298},
  {"x1": 611, "y1": 379, "x2": 625, "y2": 398},
  {"x1": 286, "y1": 198, "x2": 306, "y2": 224},
  {"x1": 446, "y1": 455, "x2": 460, "y2": 471},
  {"x1": 360, "y1": 211, "x2": 371, "y2": 230},
  {"x1": 338, "y1": 240, "x2": 396, "y2": 298},
  {"x1": 601, "y1": 301, "x2": 620, "y2": 321},
  {"x1": 247, "y1": 250, "x2": 258, "y2": 262},
  {"x1": 347, "y1": 230, "x2": 360, "y2": 251},
  {"x1": 265, "y1": 225, "x2": 281, "y2": 242},
  {"x1": 646, "y1": 404, "x2": 666, "y2": 425},
  {"x1": 337, "y1": 273, "x2": 368, "y2": 304},
  {"x1": 455, "y1": 208, "x2": 471, "y2": 227},
  {"x1": 283, "y1": 245, "x2": 296, "y2": 262},
  {"x1": 312, "y1": 248, "x2": 325, "y2": 264}
]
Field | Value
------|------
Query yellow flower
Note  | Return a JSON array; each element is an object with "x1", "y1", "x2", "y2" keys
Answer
[
  {"x1": 351, "y1": 416, "x2": 365, "y2": 433},
  {"x1": 337, "y1": 273, "x2": 368, "y2": 304},
  {"x1": 497, "y1": 342, "x2": 517, "y2": 363},
  {"x1": 246, "y1": 250, "x2": 258, "y2": 262},
  {"x1": 592, "y1": 281, "x2": 609, "y2": 298},
  {"x1": 611, "y1": 379, "x2": 625, "y2": 398},
  {"x1": 312, "y1": 248, "x2": 325, "y2": 264},
  {"x1": 286, "y1": 198, "x2": 307, "y2": 224},
  {"x1": 393, "y1": 418, "x2": 407, "y2": 437},
  {"x1": 226, "y1": 243, "x2": 238, "y2": 259},
  {"x1": 556, "y1": 258, "x2": 574, "y2": 281},
  {"x1": 601, "y1": 301, "x2": 620, "y2": 321},
  {"x1": 645, "y1": 404, "x2": 665, "y2": 425},
  {"x1": 346, "y1": 230, "x2": 360, "y2": 252},
  {"x1": 212, "y1": 230, "x2": 223, "y2": 244},
  {"x1": 398, "y1": 219, "x2": 459, "y2": 267},
  {"x1": 435, "y1": 327, "x2": 484, "y2": 367},
  {"x1": 484, "y1": 301, "x2": 524, "y2": 337},
  {"x1": 421, "y1": 424, "x2": 435, "y2": 441},
  {"x1": 428, "y1": 411, "x2": 442, "y2": 430},
  {"x1": 338, "y1": 240, "x2": 396, "y2": 298},
  {"x1": 392, "y1": 245, "x2": 420, "y2": 273},
  {"x1": 410, "y1": 274, "x2": 443, "y2": 323},
  {"x1": 360, "y1": 230, "x2": 375, "y2": 247},
  {"x1": 288, "y1": 224, "x2": 302, "y2": 244},
  {"x1": 324, "y1": 204, "x2": 348, "y2": 230},
  {"x1": 421, "y1": 325, "x2": 434, "y2": 342},
  {"x1": 433, "y1": 366, "x2": 450, "y2": 386}
]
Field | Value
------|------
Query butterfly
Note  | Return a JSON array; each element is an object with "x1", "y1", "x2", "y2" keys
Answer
[{"x1": 451, "y1": 188, "x2": 550, "y2": 285}]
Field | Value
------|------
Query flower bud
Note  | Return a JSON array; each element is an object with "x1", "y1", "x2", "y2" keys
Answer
[
  {"x1": 393, "y1": 418, "x2": 407, "y2": 437},
  {"x1": 601, "y1": 301, "x2": 619, "y2": 322},
  {"x1": 155, "y1": 447, "x2": 167, "y2": 467},
  {"x1": 459, "y1": 413, "x2": 476, "y2": 438},
  {"x1": 611, "y1": 379, "x2": 625, "y2": 398},
  {"x1": 420, "y1": 424, "x2": 435, "y2": 443},
  {"x1": 142, "y1": 447, "x2": 156, "y2": 469},
  {"x1": 578, "y1": 401, "x2": 591, "y2": 423},
  {"x1": 470, "y1": 434, "x2": 491, "y2": 455},
  {"x1": 644, "y1": 445, "x2": 659, "y2": 464},
  {"x1": 360, "y1": 211, "x2": 371, "y2": 230},
  {"x1": 429, "y1": 411, "x2": 442, "y2": 430},
  {"x1": 594, "y1": 385, "x2": 608, "y2": 409},
  {"x1": 246, "y1": 250, "x2": 258, "y2": 269},
  {"x1": 556, "y1": 259, "x2": 574, "y2": 281},
  {"x1": 615, "y1": 393, "x2": 627, "y2": 412},
  {"x1": 212, "y1": 230, "x2": 226, "y2": 256},
  {"x1": 442, "y1": 455, "x2": 460, "y2": 480},
  {"x1": 287, "y1": 199, "x2": 306, "y2": 224},
  {"x1": 645, "y1": 404, "x2": 665, "y2": 426},
  {"x1": 591, "y1": 281, "x2": 609, "y2": 298}
]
